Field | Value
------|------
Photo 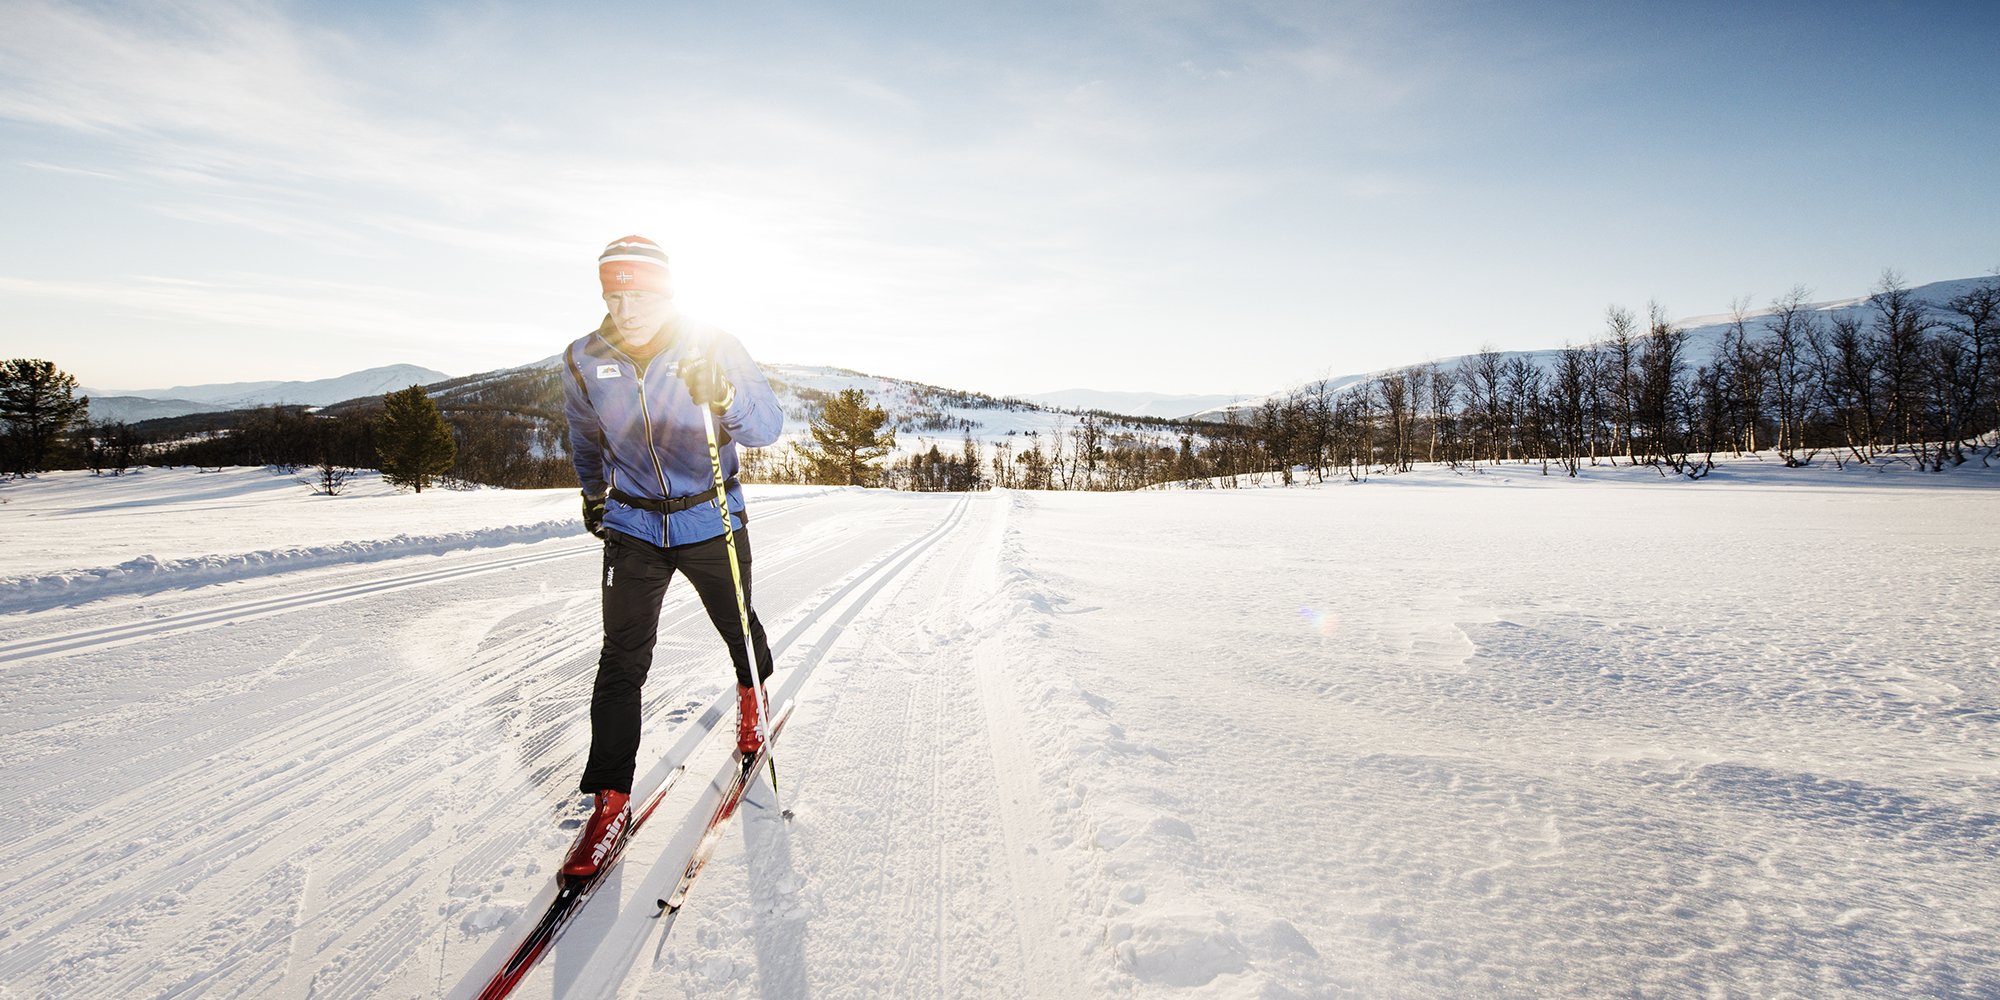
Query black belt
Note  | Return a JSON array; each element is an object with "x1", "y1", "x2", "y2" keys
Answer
[{"x1": 608, "y1": 483, "x2": 744, "y2": 521}]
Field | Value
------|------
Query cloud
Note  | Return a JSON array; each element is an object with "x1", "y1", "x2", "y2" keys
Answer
[
  {"x1": 18, "y1": 159, "x2": 125, "y2": 180},
  {"x1": 0, "y1": 271, "x2": 538, "y2": 349}
]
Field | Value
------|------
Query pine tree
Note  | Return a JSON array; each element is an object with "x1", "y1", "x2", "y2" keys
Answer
[
  {"x1": 375, "y1": 385, "x2": 456, "y2": 492},
  {"x1": 804, "y1": 387, "x2": 894, "y2": 486},
  {"x1": 0, "y1": 358, "x2": 89, "y2": 476}
]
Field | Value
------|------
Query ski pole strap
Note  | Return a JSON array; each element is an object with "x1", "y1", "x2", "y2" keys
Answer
[{"x1": 608, "y1": 483, "x2": 746, "y2": 522}]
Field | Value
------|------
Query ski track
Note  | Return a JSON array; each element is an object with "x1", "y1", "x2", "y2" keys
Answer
[
  {"x1": 637, "y1": 490, "x2": 1098, "y2": 999},
  {"x1": 0, "y1": 498, "x2": 818, "y2": 666},
  {"x1": 0, "y1": 492, "x2": 948, "y2": 999},
  {"x1": 527, "y1": 492, "x2": 975, "y2": 999}
]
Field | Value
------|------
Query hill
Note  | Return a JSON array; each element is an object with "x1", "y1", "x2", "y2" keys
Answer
[{"x1": 85, "y1": 395, "x2": 229, "y2": 424}]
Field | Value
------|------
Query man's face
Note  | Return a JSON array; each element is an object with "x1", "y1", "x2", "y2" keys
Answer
[{"x1": 604, "y1": 289, "x2": 674, "y2": 345}]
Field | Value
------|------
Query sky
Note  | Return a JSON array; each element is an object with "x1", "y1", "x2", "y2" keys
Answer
[{"x1": 0, "y1": 0, "x2": 1995, "y2": 398}]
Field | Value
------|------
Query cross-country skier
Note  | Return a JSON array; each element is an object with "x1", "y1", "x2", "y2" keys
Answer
[{"x1": 557, "y1": 235, "x2": 783, "y2": 876}]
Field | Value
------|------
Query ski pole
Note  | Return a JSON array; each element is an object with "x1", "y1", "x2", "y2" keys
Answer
[{"x1": 700, "y1": 403, "x2": 779, "y2": 797}]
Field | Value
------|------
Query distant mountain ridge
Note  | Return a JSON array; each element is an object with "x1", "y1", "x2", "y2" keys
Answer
[{"x1": 86, "y1": 364, "x2": 452, "y2": 420}]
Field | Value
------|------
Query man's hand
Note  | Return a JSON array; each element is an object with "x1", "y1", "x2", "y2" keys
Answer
[
  {"x1": 582, "y1": 492, "x2": 607, "y2": 539},
  {"x1": 680, "y1": 354, "x2": 734, "y2": 413}
]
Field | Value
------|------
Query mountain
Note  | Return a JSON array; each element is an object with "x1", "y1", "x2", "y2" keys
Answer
[
  {"x1": 1014, "y1": 388, "x2": 1247, "y2": 420},
  {"x1": 1195, "y1": 276, "x2": 1994, "y2": 420},
  {"x1": 88, "y1": 364, "x2": 453, "y2": 417},
  {"x1": 85, "y1": 395, "x2": 230, "y2": 424}
]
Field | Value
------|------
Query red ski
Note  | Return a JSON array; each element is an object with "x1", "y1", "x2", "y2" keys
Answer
[
  {"x1": 465, "y1": 762, "x2": 689, "y2": 1000},
  {"x1": 658, "y1": 699, "x2": 795, "y2": 919}
]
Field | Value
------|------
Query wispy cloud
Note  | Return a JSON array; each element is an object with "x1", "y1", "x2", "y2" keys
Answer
[
  {"x1": 18, "y1": 159, "x2": 126, "y2": 180},
  {"x1": 0, "y1": 271, "x2": 535, "y2": 346}
]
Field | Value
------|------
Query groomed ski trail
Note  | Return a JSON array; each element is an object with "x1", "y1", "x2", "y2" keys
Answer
[
  {"x1": 452, "y1": 494, "x2": 971, "y2": 999},
  {"x1": 618, "y1": 489, "x2": 1100, "y2": 999}
]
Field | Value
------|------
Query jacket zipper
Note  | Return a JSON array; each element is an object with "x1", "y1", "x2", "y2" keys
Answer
[
  {"x1": 634, "y1": 375, "x2": 672, "y2": 499},
  {"x1": 601, "y1": 337, "x2": 674, "y2": 510}
]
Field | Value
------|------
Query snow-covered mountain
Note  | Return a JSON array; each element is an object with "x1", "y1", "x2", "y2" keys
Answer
[
  {"x1": 87, "y1": 364, "x2": 452, "y2": 417},
  {"x1": 84, "y1": 395, "x2": 230, "y2": 424},
  {"x1": 1196, "y1": 276, "x2": 1993, "y2": 420},
  {"x1": 1013, "y1": 388, "x2": 1248, "y2": 420}
]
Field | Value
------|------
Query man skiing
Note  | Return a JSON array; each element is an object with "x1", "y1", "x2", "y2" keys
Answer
[{"x1": 557, "y1": 235, "x2": 783, "y2": 876}]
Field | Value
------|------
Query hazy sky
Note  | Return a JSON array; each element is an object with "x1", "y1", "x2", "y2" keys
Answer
[{"x1": 1, "y1": 0, "x2": 1995, "y2": 397}]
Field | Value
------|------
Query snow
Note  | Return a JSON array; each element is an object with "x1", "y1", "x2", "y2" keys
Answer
[
  {"x1": 2, "y1": 458, "x2": 1997, "y2": 998},
  {"x1": 0, "y1": 468, "x2": 581, "y2": 612}
]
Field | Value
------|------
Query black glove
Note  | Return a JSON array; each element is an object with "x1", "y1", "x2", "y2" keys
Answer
[
  {"x1": 680, "y1": 354, "x2": 734, "y2": 413},
  {"x1": 582, "y1": 492, "x2": 607, "y2": 539}
]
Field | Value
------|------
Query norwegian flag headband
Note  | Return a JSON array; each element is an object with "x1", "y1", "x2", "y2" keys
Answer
[{"x1": 598, "y1": 235, "x2": 671, "y2": 294}]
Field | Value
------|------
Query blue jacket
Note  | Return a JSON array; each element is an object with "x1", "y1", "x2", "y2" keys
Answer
[{"x1": 562, "y1": 316, "x2": 784, "y2": 547}]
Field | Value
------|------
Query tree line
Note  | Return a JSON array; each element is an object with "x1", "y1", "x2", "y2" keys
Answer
[
  {"x1": 1211, "y1": 272, "x2": 1999, "y2": 485},
  {"x1": 0, "y1": 365, "x2": 467, "y2": 493}
]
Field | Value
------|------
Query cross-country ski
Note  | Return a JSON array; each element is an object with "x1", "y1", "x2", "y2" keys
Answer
[{"x1": 659, "y1": 700, "x2": 796, "y2": 921}]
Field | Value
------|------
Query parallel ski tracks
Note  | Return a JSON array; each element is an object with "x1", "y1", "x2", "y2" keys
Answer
[
  {"x1": 0, "y1": 503, "x2": 839, "y2": 905},
  {"x1": 0, "y1": 498, "x2": 818, "y2": 666},
  {"x1": 0, "y1": 493, "x2": 969, "y2": 1000},
  {"x1": 457, "y1": 494, "x2": 972, "y2": 999},
  {"x1": 0, "y1": 497, "x2": 905, "y2": 997}
]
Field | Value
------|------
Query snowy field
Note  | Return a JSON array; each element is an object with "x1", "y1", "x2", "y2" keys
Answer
[{"x1": 2, "y1": 461, "x2": 1997, "y2": 998}]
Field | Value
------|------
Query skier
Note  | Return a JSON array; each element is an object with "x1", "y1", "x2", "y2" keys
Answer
[{"x1": 557, "y1": 234, "x2": 783, "y2": 876}]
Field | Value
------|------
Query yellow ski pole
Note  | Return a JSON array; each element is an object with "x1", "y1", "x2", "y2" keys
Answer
[{"x1": 700, "y1": 403, "x2": 778, "y2": 795}]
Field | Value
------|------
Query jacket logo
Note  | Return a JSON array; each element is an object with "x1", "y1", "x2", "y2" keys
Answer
[{"x1": 596, "y1": 364, "x2": 620, "y2": 379}]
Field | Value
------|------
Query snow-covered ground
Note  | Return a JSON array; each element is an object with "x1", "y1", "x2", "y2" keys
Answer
[
  {"x1": 2, "y1": 459, "x2": 1996, "y2": 998},
  {"x1": 0, "y1": 468, "x2": 579, "y2": 613}
]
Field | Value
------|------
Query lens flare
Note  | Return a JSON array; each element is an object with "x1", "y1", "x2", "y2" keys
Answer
[{"x1": 1297, "y1": 606, "x2": 1341, "y2": 637}]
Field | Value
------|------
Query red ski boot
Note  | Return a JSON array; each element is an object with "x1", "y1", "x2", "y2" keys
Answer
[
  {"x1": 560, "y1": 790, "x2": 631, "y2": 877},
  {"x1": 736, "y1": 685, "x2": 764, "y2": 756}
]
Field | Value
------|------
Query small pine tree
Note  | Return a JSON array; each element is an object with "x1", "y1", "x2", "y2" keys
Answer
[
  {"x1": 375, "y1": 385, "x2": 455, "y2": 492},
  {"x1": 804, "y1": 388, "x2": 894, "y2": 486},
  {"x1": 0, "y1": 358, "x2": 89, "y2": 476}
]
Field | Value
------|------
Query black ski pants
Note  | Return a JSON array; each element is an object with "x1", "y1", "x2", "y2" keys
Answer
[{"x1": 579, "y1": 527, "x2": 774, "y2": 794}]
